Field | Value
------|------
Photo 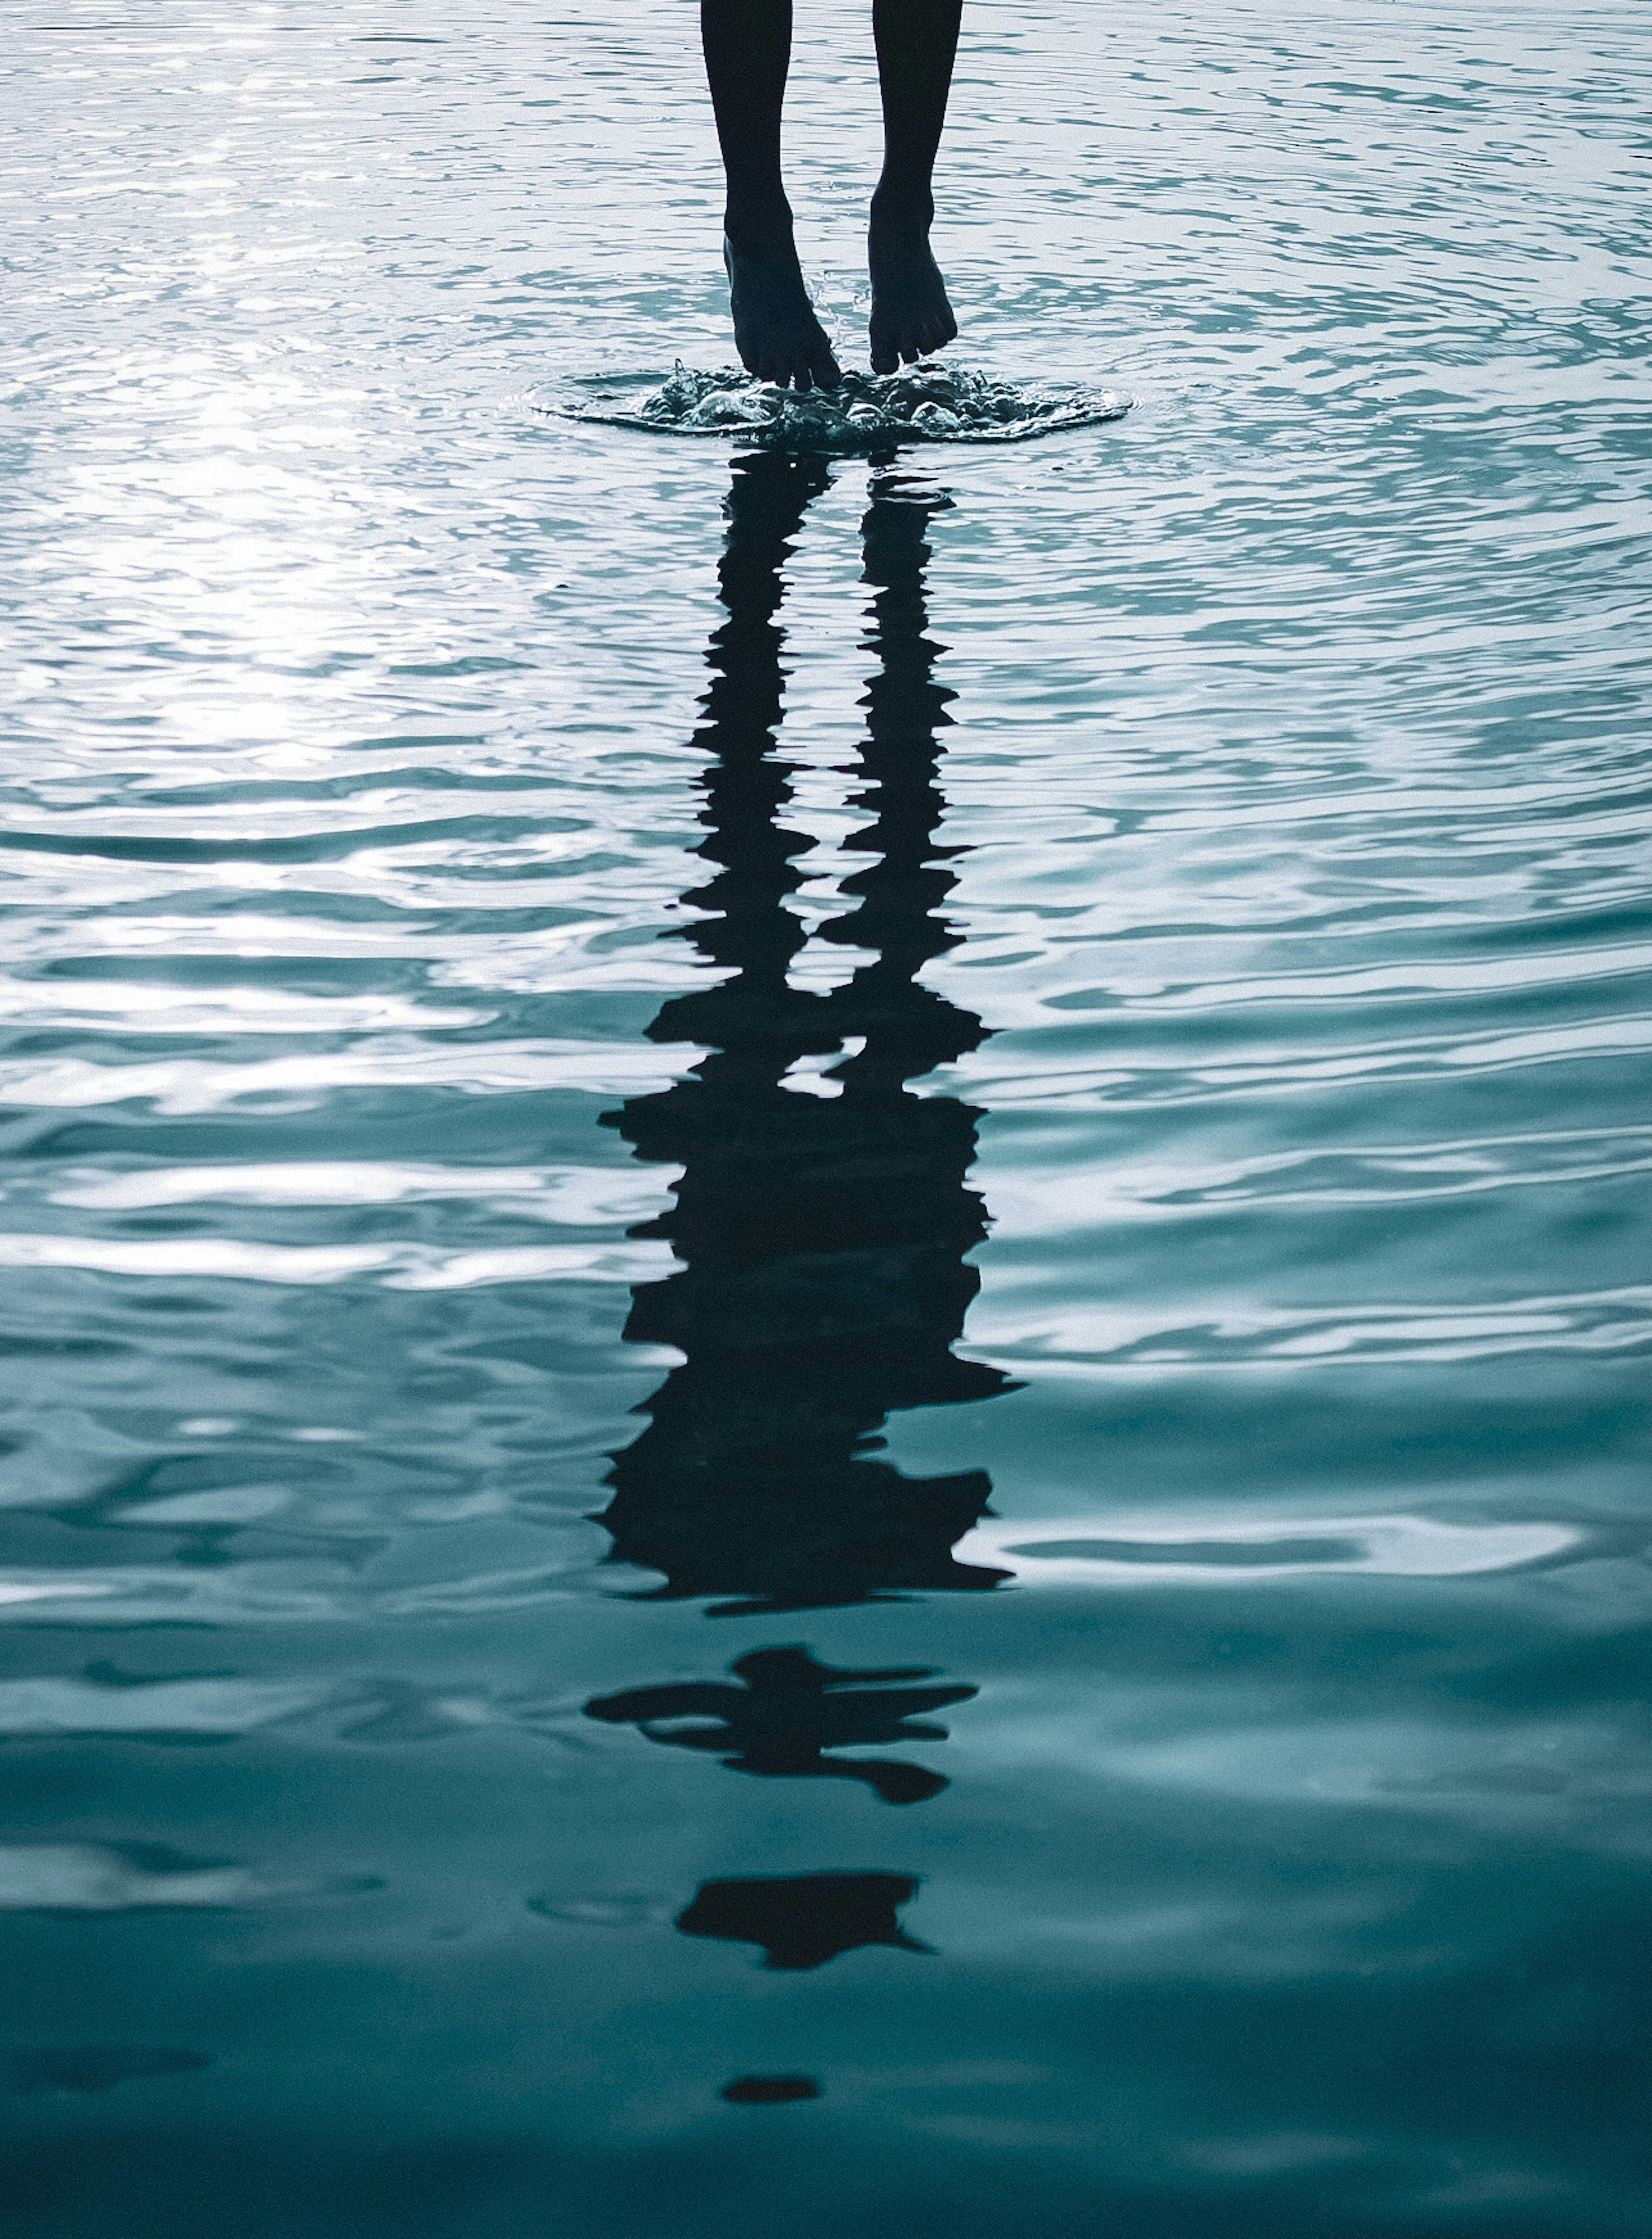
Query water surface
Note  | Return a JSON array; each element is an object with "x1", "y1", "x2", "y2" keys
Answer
[{"x1": 2, "y1": 0, "x2": 1649, "y2": 2232}]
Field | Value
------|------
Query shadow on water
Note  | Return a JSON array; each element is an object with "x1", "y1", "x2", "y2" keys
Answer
[{"x1": 594, "y1": 449, "x2": 1015, "y2": 1618}]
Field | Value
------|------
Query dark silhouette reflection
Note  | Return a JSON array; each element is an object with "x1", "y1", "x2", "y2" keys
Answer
[
  {"x1": 585, "y1": 1645, "x2": 975, "y2": 1805},
  {"x1": 595, "y1": 448, "x2": 1014, "y2": 1615},
  {"x1": 678, "y1": 1871, "x2": 928, "y2": 1971}
]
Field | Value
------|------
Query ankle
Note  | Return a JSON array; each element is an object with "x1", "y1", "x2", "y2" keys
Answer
[
  {"x1": 723, "y1": 197, "x2": 794, "y2": 252},
  {"x1": 870, "y1": 179, "x2": 934, "y2": 230}
]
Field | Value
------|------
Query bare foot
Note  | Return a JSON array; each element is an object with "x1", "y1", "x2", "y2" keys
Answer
[
  {"x1": 867, "y1": 192, "x2": 958, "y2": 375},
  {"x1": 723, "y1": 220, "x2": 841, "y2": 392}
]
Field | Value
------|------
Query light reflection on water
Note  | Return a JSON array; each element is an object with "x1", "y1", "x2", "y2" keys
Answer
[
  {"x1": 960, "y1": 1513, "x2": 1582, "y2": 1584},
  {"x1": 2, "y1": 0, "x2": 1650, "y2": 2230}
]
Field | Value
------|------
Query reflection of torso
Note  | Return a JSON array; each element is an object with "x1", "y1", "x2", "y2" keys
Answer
[{"x1": 602, "y1": 1061, "x2": 1007, "y2": 1610}]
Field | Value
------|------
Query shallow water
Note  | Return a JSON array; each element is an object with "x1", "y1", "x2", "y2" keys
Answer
[{"x1": 2, "y1": 0, "x2": 1650, "y2": 2232}]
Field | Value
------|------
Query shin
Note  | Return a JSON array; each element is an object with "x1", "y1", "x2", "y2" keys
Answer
[{"x1": 871, "y1": 0, "x2": 962, "y2": 222}]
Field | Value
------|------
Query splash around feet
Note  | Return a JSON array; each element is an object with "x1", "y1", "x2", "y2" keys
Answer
[{"x1": 549, "y1": 362, "x2": 1131, "y2": 454}]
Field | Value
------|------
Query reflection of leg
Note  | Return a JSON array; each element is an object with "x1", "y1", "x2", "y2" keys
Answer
[
  {"x1": 826, "y1": 479, "x2": 986, "y2": 1089},
  {"x1": 650, "y1": 448, "x2": 834, "y2": 1055},
  {"x1": 834, "y1": 1756, "x2": 949, "y2": 1805},
  {"x1": 728, "y1": 1754, "x2": 949, "y2": 1804},
  {"x1": 869, "y1": 0, "x2": 962, "y2": 373},
  {"x1": 701, "y1": 0, "x2": 841, "y2": 389}
]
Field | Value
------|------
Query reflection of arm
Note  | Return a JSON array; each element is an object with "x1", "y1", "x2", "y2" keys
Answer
[
  {"x1": 812, "y1": 1662, "x2": 941, "y2": 1686},
  {"x1": 851, "y1": 1684, "x2": 976, "y2": 1719},
  {"x1": 584, "y1": 1684, "x2": 739, "y2": 1725},
  {"x1": 637, "y1": 1722, "x2": 735, "y2": 1754},
  {"x1": 815, "y1": 1683, "x2": 976, "y2": 1746}
]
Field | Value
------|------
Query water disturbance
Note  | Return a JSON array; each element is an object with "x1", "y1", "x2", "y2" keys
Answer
[
  {"x1": 2, "y1": 0, "x2": 1649, "y2": 2233},
  {"x1": 552, "y1": 363, "x2": 1131, "y2": 449}
]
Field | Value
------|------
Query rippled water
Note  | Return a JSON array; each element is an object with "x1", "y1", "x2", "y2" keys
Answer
[
  {"x1": 552, "y1": 363, "x2": 1131, "y2": 447},
  {"x1": 3, "y1": 0, "x2": 1649, "y2": 2231}
]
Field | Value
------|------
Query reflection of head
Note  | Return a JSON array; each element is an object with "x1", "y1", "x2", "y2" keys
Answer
[
  {"x1": 595, "y1": 451, "x2": 1013, "y2": 1613},
  {"x1": 677, "y1": 1871, "x2": 930, "y2": 1971}
]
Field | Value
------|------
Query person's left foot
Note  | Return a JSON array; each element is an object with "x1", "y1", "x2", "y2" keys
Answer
[{"x1": 867, "y1": 192, "x2": 958, "y2": 375}]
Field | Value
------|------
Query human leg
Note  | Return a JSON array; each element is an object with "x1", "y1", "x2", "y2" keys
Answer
[
  {"x1": 701, "y1": 0, "x2": 841, "y2": 388},
  {"x1": 868, "y1": 0, "x2": 962, "y2": 372}
]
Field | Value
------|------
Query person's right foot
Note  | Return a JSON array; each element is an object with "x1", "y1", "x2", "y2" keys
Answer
[{"x1": 723, "y1": 221, "x2": 841, "y2": 392}]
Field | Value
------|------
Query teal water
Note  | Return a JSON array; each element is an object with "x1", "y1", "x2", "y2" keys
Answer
[{"x1": 2, "y1": 0, "x2": 1649, "y2": 2232}]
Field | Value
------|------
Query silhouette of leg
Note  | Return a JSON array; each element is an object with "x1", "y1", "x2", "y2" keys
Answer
[
  {"x1": 868, "y1": 0, "x2": 962, "y2": 373},
  {"x1": 701, "y1": 0, "x2": 841, "y2": 389}
]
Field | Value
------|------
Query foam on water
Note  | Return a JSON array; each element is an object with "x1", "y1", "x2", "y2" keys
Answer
[{"x1": 549, "y1": 361, "x2": 1130, "y2": 450}]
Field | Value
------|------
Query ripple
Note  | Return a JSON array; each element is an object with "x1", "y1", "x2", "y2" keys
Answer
[
  {"x1": 955, "y1": 1514, "x2": 1582, "y2": 1585},
  {"x1": 549, "y1": 362, "x2": 1130, "y2": 450},
  {"x1": 0, "y1": 1234, "x2": 673, "y2": 1289},
  {"x1": 46, "y1": 1161, "x2": 673, "y2": 1220},
  {"x1": 973, "y1": 1286, "x2": 1652, "y2": 1370},
  {"x1": 3, "y1": 0, "x2": 1649, "y2": 2213},
  {"x1": 0, "y1": 1844, "x2": 280, "y2": 1911},
  {"x1": 0, "y1": 1675, "x2": 333, "y2": 1737},
  {"x1": 0, "y1": 1040, "x2": 690, "y2": 1113},
  {"x1": 0, "y1": 980, "x2": 488, "y2": 1035},
  {"x1": 985, "y1": 1129, "x2": 1652, "y2": 1228},
  {"x1": 0, "y1": 1558, "x2": 596, "y2": 1627},
  {"x1": 956, "y1": 1010, "x2": 1652, "y2": 1110}
]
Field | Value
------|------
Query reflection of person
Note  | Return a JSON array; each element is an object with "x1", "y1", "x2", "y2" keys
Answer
[
  {"x1": 702, "y1": 0, "x2": 962, "y2": 388},
  {"x1": 594, "y1": 449, "x2": 1013, "y2": 1613}
]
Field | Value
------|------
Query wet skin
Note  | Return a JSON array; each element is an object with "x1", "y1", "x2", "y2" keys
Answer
[{"x1": 702, "y1": 0, "x2": 963, "y2": 387}]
